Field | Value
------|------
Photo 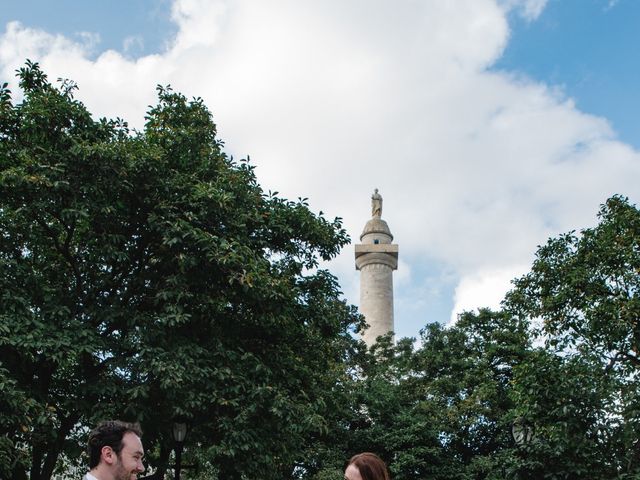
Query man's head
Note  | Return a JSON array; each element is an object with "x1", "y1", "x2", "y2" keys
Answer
[{"x1": 87, "y1": 420, "x2": 145, "y2": 480}]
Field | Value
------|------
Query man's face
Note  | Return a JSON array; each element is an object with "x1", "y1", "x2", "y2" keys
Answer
[{"x1": 113, "y1": 432, "x2": 145, "y2": 480}]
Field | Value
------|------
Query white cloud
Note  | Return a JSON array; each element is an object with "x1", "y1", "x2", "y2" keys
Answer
[
  {"x1": 169, "y1": 0, "x2": 228, "y2": 52},
  {"x1": 123, "y1": 35, "x2": 144, "y2": 54},
  {"x1": 606, "y1": 0, "x2": 620, "y2": 10},
  {"x1": 500, "y1": 0, "x2": 548, "y2": 20},
  {"x1": 450, "y1": 265, "x2": 528, "y2": 324},
  {"x1": 75, "y1": 31, "x2": 101, "y2": 52},
  {"x1": 0, "y1": 21, "x2": 88, "y2": 74},
  {"x1": 1, "y1": 0, "x2": 639, "y2": 338}
]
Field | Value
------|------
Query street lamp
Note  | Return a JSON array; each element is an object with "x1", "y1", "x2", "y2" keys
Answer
[
  {"x1": 511, "y1": 417, "x2": 535, "y2": 445},
  {"x1": 172, "y1": 422, "x2": 187, "y2": 480},
  {"x1": 510, "y1": 418, "x2": 535, "y2": 480}
]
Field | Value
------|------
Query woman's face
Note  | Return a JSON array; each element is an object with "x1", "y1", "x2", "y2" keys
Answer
[{"x1": 345, "y1": 464, "x2": 363, "y2": 480}]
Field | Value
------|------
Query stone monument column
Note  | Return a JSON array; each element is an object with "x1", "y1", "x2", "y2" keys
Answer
[{"x1": 354, "y1": 189, "x2": 399, "y2": 347}]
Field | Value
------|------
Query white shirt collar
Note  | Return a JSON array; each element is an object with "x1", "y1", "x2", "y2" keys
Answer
[{"x1": 85, "y1": 473, "x2": 100, "y2": 480}]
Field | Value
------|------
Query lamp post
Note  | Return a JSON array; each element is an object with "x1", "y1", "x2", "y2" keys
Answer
[
  {"x1": 172, "y1": 422, "x2": 187, "y2": 480},
  {"x1": 511, "y1": 418, "x2": 535, "y2": 446},
  {"x1": 510, "y1": 418, "x2": 535, "y2": 480}
]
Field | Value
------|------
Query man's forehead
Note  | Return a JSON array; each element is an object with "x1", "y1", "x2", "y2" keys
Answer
[{"x1": 122, "y1": 431, "x2": 144, "y2": 454}]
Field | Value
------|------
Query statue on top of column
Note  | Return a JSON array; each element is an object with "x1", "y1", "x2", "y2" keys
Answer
[{"x1": 371, "y1": 188, "x2": 382, "y2": 218}]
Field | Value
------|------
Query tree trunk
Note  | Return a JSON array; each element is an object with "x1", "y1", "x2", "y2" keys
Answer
[
  {"x1": 40, "y1": 412, "x2": 80, "y2": 480},
  {"x1": 30, "y1": 441, "x2": 45, "y2": 480}
]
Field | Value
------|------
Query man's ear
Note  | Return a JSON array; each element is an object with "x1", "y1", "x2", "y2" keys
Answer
[{"x1": 101, "y1": 446, "x2": 117, "y2": 465}]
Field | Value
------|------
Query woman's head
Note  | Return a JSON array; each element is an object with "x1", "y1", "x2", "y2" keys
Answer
[{"x1": 345, "y1": 452, "x2": 390, "y2": 480}]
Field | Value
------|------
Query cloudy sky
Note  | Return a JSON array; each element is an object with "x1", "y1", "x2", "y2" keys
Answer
[{"x1": 2, "y1": 0, "x2": 639, "y2": 340}]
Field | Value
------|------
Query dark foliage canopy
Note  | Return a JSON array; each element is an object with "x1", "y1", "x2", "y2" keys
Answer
[{"x1": 0, "y1": 62, "x2": 362, "y2": 480}]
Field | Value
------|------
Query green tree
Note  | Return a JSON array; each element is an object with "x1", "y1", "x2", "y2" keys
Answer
[
  {"x1": 509, "y1": 349, "x2": 629, "y2": 480},
  {"x1": 0, "y1": 62, "x2": 361, "y2": 479},
  {"x1": 402, "y1": 310, "x2": 529, "y2": 480},
  {"x1": 312, "y1": 309, "x2": 531, "y2": 480},
  {"x1": 310, "y1": 195, "x2": 640, "y2": 480},
  {"x1": 507, "y1": 195, "x2": 640, "y2": 373},
  {"x1": 506, "y1": 195, "x2": 640, "y2": 478}
]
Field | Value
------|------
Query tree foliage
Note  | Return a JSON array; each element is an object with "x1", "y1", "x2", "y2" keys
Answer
[
  {"x1": 509, "y1": 349, "x2": 630, "y2": 479},
  {"x1": 309, "y1": 310, "x2": 531, "y2": 480},
  {"x1": 505, "y1": 195, "x2": 640, "y2": 478},
  {"x1": 0, "y1": 62, "x2": 361, "y2": 479},
  {"x1": 2, "y1": 62, "x2": 639, "y2": 480},
  {"x1": 507, "y1": 195, "x2": 640, "y2": 371},
  {"x1": 312, "y1": 197, "x2": 640, "y2": 480}
]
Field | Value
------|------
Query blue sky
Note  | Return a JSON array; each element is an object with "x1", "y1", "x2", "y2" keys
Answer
[
  {"x1": 495, "y1": 0, "x2": 640, "y2": 150},
  {"x1": 1, "y1": 1, "x2": 175, "y2": 56},
  {"x1": 1, "y1": 0, "x2": 639, "y2": 341}
]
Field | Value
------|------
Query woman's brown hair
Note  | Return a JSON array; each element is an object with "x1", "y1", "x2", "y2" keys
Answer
[{"x1": 347, "y1": 452, "x2": 391, "y2": 480}]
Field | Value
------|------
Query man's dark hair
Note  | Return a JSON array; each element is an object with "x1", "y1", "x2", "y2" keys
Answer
[{"x1": 87, "y1": 420, "x2": 143, "y2": 469}]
